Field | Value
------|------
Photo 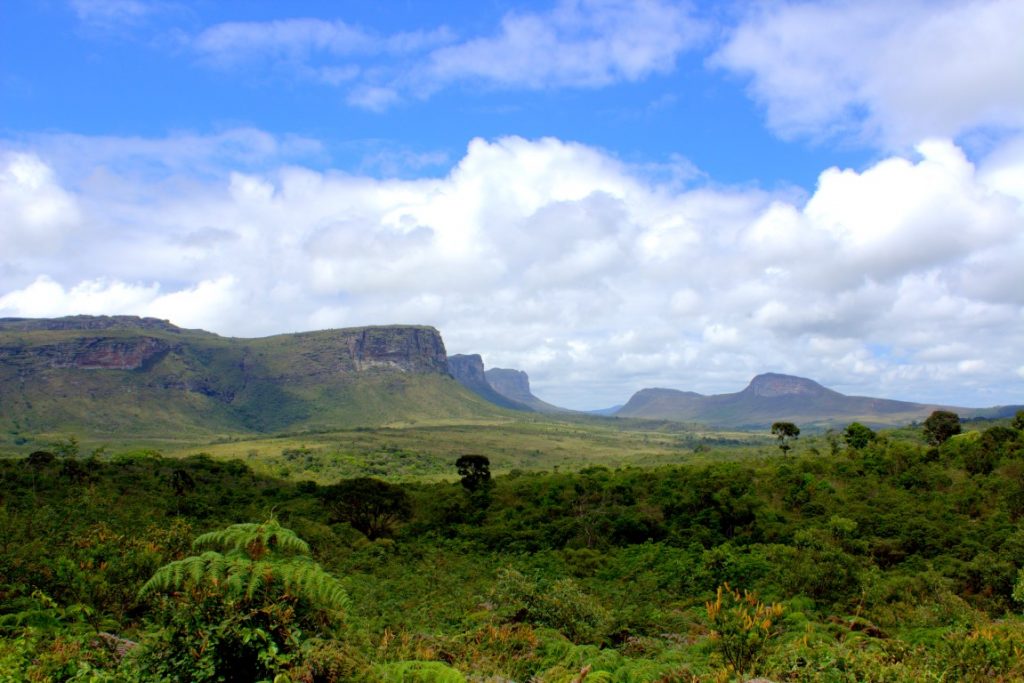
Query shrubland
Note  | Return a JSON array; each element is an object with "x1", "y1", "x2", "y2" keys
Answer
[{"x1": 1, "y1": 413, "x2": 1023, "y2": 681}]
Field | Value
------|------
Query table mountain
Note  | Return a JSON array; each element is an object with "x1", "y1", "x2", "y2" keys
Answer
[
  {"x1": 447, "y1": 354, "x2": 532, "y2": 411},
  {"x1": 0, "y1": 316, "x2": 503, "y2": 440},
  {"x1": 485, "y1": 367, "x2": 572, "y2": 414}
]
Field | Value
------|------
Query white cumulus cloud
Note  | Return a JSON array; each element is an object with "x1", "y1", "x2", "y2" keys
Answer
[{"x1": 713, "y1": 0, "x2": 1024, "y2": 147}]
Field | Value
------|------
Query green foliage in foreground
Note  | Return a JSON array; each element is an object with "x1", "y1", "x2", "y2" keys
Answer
[{"x1": 1, "y1": 417, "x2": 1024, "y2": 680}]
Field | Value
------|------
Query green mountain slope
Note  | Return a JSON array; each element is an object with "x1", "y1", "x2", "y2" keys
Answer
[{"x1": 0, "y1": 316, "x2": 507, "y2": 440}]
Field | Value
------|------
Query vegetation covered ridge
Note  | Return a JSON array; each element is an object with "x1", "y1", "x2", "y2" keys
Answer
[{"x1": 0, "y1": 315, "x2": 509, "y2": 442}]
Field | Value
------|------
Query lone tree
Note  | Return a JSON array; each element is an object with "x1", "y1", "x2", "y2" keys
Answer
[
  {"x1": 455, "y1": 454, "x2": 492, "y2": 492},
  {"x1": 771, "y1": 422, "x2": 800, "y2": 454},
  {"x1": 843, "y1": 422, "x2": 876, "y2": 450},
  {"x1": 319, "y1": 477, "x2": 412, "y2": 540},
  {"x1": 923, "y1": 410, "x2": 961, "y2": 446}
]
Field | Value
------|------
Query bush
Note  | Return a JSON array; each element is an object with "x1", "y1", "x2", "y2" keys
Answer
[
  {"x1": 491, "y1": 568, "x2": 611, "y2": 643},
  {"x1": 705, "y1": 583, "x2": 784, "y2": 676}
]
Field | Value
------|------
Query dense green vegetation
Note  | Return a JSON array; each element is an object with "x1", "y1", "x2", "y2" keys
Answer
[{"x1": 2, "y1": 413, "x2": 1024, "y2": 681}]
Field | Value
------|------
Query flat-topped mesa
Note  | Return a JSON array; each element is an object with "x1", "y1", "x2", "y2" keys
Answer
[
  {"x1": 448, "y1": 354, "x2": 534, "y2": 411},
  {"x1": 485, "y1": 368, "x2": 533, "y2": 403},
  {"x1": 0, "y1": 315, "x2": 183, "y2": 333},
  {"x1": 0, "y1": 318, "x2": 505, "y2": 436},
  {"x1": 448, "y1": 354, "x2": 488, "y2": 387},
  {"x1": 348, "y1": 326, "x2": 449, "y2": 374},
  {"x1": 278, "y1": 325, "x2": 450, "y2": 376},
  {"x1": 742, "y1": 372, "x2": 832, "y2": 398}
]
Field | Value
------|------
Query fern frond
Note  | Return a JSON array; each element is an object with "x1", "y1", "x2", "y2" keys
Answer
[
  {"x1": 141, "y1": 519, "x2": 346, "y2": 617},
  {"x1": 193, "y1": 519, "x2": 310, "y2": 559},
  {"x1": 139, "y1": 552, "x2": 223, "y2": 593},
  {"x1": 274, "y1": 558, "x2": 350, "y2": 613}
]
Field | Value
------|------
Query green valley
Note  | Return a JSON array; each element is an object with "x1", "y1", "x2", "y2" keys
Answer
[{"x1": 3, "y1": 316, "x2": 1024, "y2": 681}]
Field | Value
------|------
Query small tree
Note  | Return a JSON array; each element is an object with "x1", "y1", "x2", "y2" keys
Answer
[
  {"x1": 770, "y1": 422, "x2": 800, "y2": 454},
  {"x1": 455, "y1": 454, "x2": 492, "y2": 492},
  {"x1": 455, "y1": 454, "x2": 494, "y2": 510},
  {"x1": 843, "y1": 422, "x2": 876, "y2": 450},
  {"x1": 923, "y1": 410, "x2": 961, "y2": 446},
  {"x1": 1012, "y1": 410, "x2": 1024, "y2": 432},
  {"x1": 319, "y1": 477, "x2": 412, "y2": 540}
]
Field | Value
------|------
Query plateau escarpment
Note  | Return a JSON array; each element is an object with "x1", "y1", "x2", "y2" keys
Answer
[
  {"x1": 485, "y1": 367, "x2": 572, "y2": 414},
  {"x1": 0, "y1": 316, "x2": 501, "y2": 440},
  {"x1": 447, "y1": 354, "x2": 531, "y2": 411}
]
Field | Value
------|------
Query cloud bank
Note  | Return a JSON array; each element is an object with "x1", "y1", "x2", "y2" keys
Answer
[
  {"x1": 2, "y1": 132, "x2": 1022, "y2": 408},
  {"x1": 713, "y1": 0, "x2": 1024, "y2": 147}
]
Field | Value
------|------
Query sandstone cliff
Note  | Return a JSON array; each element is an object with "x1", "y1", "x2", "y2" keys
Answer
[
  {"x1": 448, "y1": 354, "x2": 532, "y2": 411},
  {"x1": 485, "y1": 367, "x2": 570, "y2": 414}
]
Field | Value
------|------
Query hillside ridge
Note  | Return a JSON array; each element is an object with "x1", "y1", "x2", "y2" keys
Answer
[
  {"x1": 0, "y1": 316, "x2": 502, "y2": 440},
  {"x1": 617, "y1": 372, "x2": 1020, "y2": 428}
]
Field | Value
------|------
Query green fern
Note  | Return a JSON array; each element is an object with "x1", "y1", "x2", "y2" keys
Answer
[
  {"x1": 192, "y1": 519, "x2": 311, "y2": 559},
  {"x1": 138, "y1": 520, "x2": 349, "y2": 614}
]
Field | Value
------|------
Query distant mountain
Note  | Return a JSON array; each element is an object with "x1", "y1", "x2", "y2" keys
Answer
[
  {"x1": 485, "y1": 368, "x2": 573, "y2": 414},
  {"x1": 587, "y1": 405, "x2": 623, "y2": 416},
  {"x1": 447, "y1": 354, "x2": 532, "y2": 411},
  {"x1": 0, "y1": 316, "x2": 505, "y2": 440},
  {"x1": 616, "y1": 372, "x2": 1021, "y2": 428}
]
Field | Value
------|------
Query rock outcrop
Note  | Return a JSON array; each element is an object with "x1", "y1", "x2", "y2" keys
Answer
[
  {"x1": 448, "y1": 354, "x2": 532, "y2": 411},
  {"x1": 349, "y1": 326, "x2": 449, "y2": 374},
  {"x1": 485, "y1": 368, "x2": 571, "y2": 414},
  {"x1": 0, "y1": 336, "x2": 171, "y2": 371},
  {"x1": 485, "y1": 368, "x2": 534, "y2": 404}
]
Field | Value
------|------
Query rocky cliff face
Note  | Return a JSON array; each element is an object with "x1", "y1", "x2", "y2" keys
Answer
[
  {"x1": 48, "y1": 337, "x2": 170, "y2": 370},
  {"x1": 348, "y1": 327, "x2": 449, "y2": 374},
  {"x1": 0, "y1": 336, "x2": 171, "y2": 371},
  {"x1": 485, "y1": 368, "x2": 534, "y2": 403},
  {"x1": 485, "y1": 368, "x2": 570, "y2": 414},
  {"x1": 448, "y1": 354, "x2": 487, "y2": 386},
  {"x1": 448, "y1": 354, "x2": 532, "y2": 411}
]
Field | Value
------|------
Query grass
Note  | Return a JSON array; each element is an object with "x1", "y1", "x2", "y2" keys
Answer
[{"x1": 150, "y1": 416, "x2": 777, "y2": 483}]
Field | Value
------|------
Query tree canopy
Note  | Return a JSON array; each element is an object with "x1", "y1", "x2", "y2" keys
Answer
[
  {"x1": 770, "y1": 422, "x2": 800, "y2": 454},
  {"x1": 319, "y1": 477, "x2": 412, "y2": 540},
  {"x1": 923, "y1": 410, "x2": 961, "y2": 446}
]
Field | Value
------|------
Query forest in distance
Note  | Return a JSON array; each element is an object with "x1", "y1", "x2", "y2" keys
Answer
[{"x1": 2, "y1": 409, "x2": 1024, "y2": 681}]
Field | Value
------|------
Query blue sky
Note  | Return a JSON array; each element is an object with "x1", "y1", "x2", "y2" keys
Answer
[
  {"x1": 3, "y1": 0, "x2": 869, "y2": 185},
  {"x1": 2, "y1": 0, "x2": 1023, "y2": 409}
]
